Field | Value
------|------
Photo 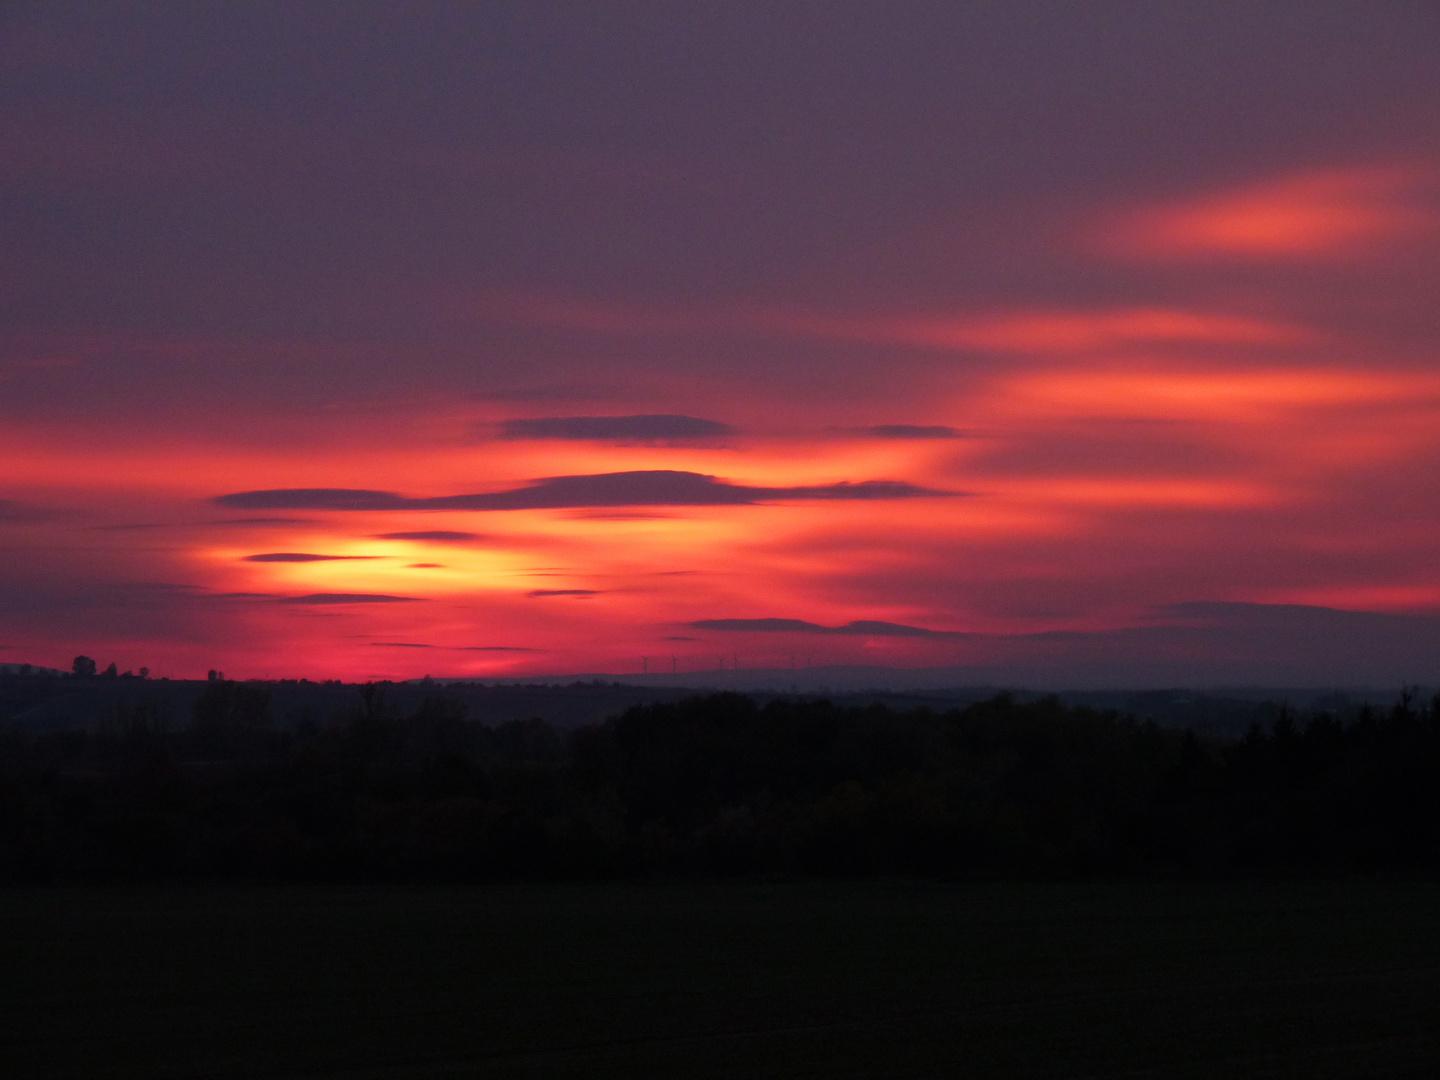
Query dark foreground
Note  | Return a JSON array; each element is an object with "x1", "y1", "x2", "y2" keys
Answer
[{"x1": 5, "y1": 880, "x2": 1440, "y2": 1078}]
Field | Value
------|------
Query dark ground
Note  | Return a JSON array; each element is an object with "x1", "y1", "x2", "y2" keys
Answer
[{"x1": 5, "y1": 879, "x2": 1440, "y2": 1078}]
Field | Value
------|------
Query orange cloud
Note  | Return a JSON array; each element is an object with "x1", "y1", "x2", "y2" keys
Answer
[
  {"x1": 463, "y1": 293, "x2": 1308, "y2": 357},
  {"x1": 995, "y1": 368, "x2": 1440, "y2": 423},
  {"x1": 882, "y1": 309, "x2": 1308, "y2": 352},
  {"x1": 754, "y1": 306, "x2": 1307, "y2": 354},
  {"x1": 1101, "y1": 166, "x2": 1439, "y2": 259}
]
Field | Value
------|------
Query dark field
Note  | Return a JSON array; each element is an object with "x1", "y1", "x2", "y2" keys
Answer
[{"x1": 5, "y1": 880, "x2": 1440, "y2": 1078}]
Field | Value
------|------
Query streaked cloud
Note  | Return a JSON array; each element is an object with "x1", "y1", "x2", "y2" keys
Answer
[
  {"x1": 996, "y1": 368, "x2": 1440, "y2": 423},
  {"x1": 691, "y1": 618, "x2": 964, "y2": 638},
  {"x1": 499, "y1": 414, "x2": 735, "y2": 442},
  {"x1": 243, "y1": 553, "x2": 380, "y2": 563},
  {"x1": 866, "y1": 425, "x2": 964, "y2": 439},
  {"x1": 766, "y1": 307, "x2": 1310, "y2": 353},
  {"x1": 275, "y1": 593, "x2": 424, "y2": 605},
  {"x1": 476, "y1": 294, "x2": 1309, "y2": 355},
  {"x1": 1101, "y1": 166, "x2": 1440, "y2": 259},
  {"x1": 373, "y1": 531, "x2": 484, "y2": 542},
  {"x1": 218, "y1": 471, "x2": 949, "y2": 511}
]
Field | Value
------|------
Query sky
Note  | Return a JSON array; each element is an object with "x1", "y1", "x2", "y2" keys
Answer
[{"x1": 3, "y1": 2, "x2": 1440, "y2": 685}]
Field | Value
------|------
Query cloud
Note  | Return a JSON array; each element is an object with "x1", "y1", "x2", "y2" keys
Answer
[
  {"x1": 0, "y1": 498, "x2": 52, "y2": 522},
  {"x1": 244, "y1": 553, "x2": 380, "y2": 563},
  {"x1": 374, "y1": 531, "x2": 483, "y2": 542},
  {"x1": 489, "y1": 295, "x2": 1305, "y2": 356},
  {"x1": 276, "y1": 593, "x2": 424, "y2": 604},
  {"x1": 499, "y1": 414, "x2": 735, "y2": 441},
  {"x1": 218, "y1": 471, "x2": 950, "y2": 511},
  {"x1": 407, "y1": 562, "x2": 443, "y2": 568},
  {"x1": 370, "y1": 641, "x2": 543, "y2": 651},
  {"x1": 219, "y1": 489, "x2": 410, "y2": 510},
  {"x1": 999, "y1": 368, "x2": 1439, "y2": 424},
  {"x1": 97, "y1": 517, "x2": 316, "y2": 532},
  {"x1": 867, "y1": 425, "x2": 964, "y2": 439},
  {"x1": 528, "y1": 589, "x2": 600, "y2": 597},
  {"x1": 757, "y1": 306, "x2": 1307, "y2": 353},
  {"x1": 690, "y1": 618, "x2": 965, "y2": 638},
  {"x1": 1102, "y1": 167, "x2": 1440, "y2": 260},
  {"x1": 917, "y1": 309, "x2": 1307, "y2": 352},
  {"x1": 213, "y1": 517, "x2": 314, "y2": 527}
]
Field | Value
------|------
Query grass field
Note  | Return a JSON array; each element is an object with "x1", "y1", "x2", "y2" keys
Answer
[{"x1": 4, "y1": 879, "x2": 1440, "y2": 1078}]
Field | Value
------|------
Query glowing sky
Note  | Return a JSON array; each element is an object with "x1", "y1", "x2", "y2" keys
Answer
[{"x1": 4, "y1": 4, "x2": 1440, "y2": 684}]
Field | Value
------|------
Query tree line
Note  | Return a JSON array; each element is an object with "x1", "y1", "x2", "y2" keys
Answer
[{"x1": 2, "y1": 682, "x2": 1440, "y2": 881}]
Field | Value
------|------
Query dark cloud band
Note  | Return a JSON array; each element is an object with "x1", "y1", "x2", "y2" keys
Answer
[
  {"x1": 500, "y1": 414, "x2": 735, "y2": 441},
  {"x1": 217, "y1": 471, "x2": 951, "y2": 511},
  {"x1": 276, "y1": 593, "x2": 424, "y2": 604},
  {"x1": 867, "y1": 425, "x2": 965, "y2": 439},
  {"x1": 374, "y1": 531, "x2": 483, "y2": 542},
  {"x1": 690, "y1": 618, "x2": 966, "y2": 638},
  {"x1": 244, "y1": 553, "x2": 379, "y2": 562}
]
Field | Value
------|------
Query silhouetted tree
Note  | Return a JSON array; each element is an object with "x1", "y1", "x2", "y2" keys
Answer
[{"x1": 72, "y1": 655, "x2": 97, "y2": 678}]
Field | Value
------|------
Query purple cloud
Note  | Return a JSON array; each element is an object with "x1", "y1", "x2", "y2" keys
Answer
[
  {"x1": 374, "y1": 531, "x2": 484, "y2": 541},
  {"x1": 690, "y1": 618, "x2": 966, "y2": 638},
  {"x1": 500, "y1": 414, "x2": 735, "y2": 441},
  {"x1": 867, "y1": 425, "x2": 965, "y2": 439},
  {"x1": 276, "y1": 593, "x2": 424, "y2": 604},
  {"x1": 220, "y1": 489, "x2": 409, "y2": 510},
  {"x1": 244, "y1": 553, "x2": 380, "y2": 562},
  {"x1": 218, "y1": 471, "x2": 951, "y2": 511}
]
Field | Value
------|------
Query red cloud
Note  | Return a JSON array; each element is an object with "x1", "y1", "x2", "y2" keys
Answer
[{"x1": 1099, "y1": 166, "x2": 1440, "y2": 260}]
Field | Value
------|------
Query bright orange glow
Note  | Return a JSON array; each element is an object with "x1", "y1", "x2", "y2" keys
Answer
[
  {"x1": 1103, "y1": 166, "x2": 1439, "y2": 259},
  {"x1": 9, "y1": 331, "x2": 1440, "y2": 680}
]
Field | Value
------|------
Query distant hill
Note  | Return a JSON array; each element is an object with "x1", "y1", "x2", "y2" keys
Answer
[{"x1": 1, "y1": 668, "x2": 1422, "y2": 738}]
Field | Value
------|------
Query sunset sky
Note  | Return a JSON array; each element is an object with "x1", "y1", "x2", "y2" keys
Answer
[{"x1": 4, "y1": 3, "x2": 1440, "y2": 685}]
